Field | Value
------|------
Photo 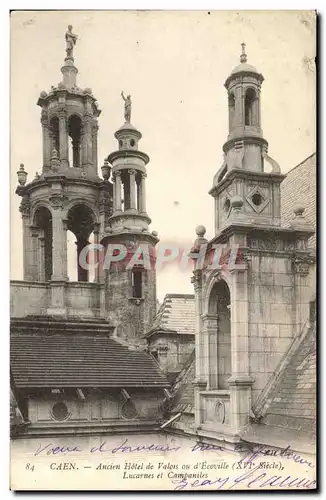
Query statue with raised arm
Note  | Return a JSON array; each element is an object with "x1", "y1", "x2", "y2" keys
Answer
[
  {"x1": 121, "y1": 91, "x2": 132, "y2": 123},
  {"x1": 65, "y1": 25, "x2": 77, "y2": 59}
]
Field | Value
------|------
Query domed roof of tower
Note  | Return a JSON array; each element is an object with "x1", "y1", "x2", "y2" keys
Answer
[
  {"x1": 117, "y1": 121, "x2": 139, "y2": 132},
  {"x1": 227, "y1": 43, "x2": 261, "y2": 80}
]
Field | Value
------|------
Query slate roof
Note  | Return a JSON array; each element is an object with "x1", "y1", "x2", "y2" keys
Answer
[
  {"x1": 146, "y1": 294, "x2": 195, "y2": 337},
  {"x1": 281, "y1": 152, "x2": 316, "y2": 248},
  {"x1": 169, "y1": 349, "x2": 196, "y2": 415},
  {"x1": 252, "y1": 320, "x2": 316, "y2": 436},
  {"x1": 10, "y1": 318, "x2": 169, "y2": 389}
]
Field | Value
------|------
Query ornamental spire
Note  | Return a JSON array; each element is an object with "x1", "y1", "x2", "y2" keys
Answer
[{"x1": 240, "y1": 42, "x2": 247, "y2": 63}]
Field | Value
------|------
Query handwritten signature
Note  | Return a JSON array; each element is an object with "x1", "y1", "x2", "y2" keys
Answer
[
  {"x1": 34, "y1": 438, "x2": 181, "y2": 457},
  {"x1": 171, "y1": 465, "x2": 316, "y2": 490}
]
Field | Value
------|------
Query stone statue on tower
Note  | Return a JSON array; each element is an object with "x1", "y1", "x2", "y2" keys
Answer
[
  {"x1": 121, "y1": 91, "x2": 132, "y2": 123},
  {"x1": 65, "y1": 25, "x2": 77, "y2": 59}
]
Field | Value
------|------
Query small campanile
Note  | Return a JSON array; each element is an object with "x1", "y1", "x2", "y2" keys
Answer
[
  {"x1": 101, "y1": 94, "x2": 159, "y2": 345},
  {"x1": 15, "y1": 26, "x2": 113, "y2": 318},
  {"x1": 191, "y1": 44, "x2": 315, "y2": 447},
  {"x1": 210, "y1": 43, "x2": 284, "y2": 233}
]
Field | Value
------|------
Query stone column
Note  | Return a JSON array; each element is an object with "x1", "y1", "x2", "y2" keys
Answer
[
  {"x1": 72, "y1": 137, "x2": 81, "y2": 168},
  {"x1": 38, "y1": 231, "x2": 46, "y2": 282},
  {"x1": 30, "y1": 226, "x2": 40, "y2": 281},
  {"x1": 58, "y1": 109, "x2": 68, "y2": 169},
  {"x1": 92, "y1": 123, "x2": 98, "y2": 172},
  {"x1": 19, "y1": 197, "x2": 33, "y2": 281},
  {"x1": 191, "y1": 269, "x2": 207, "y2": 427},
  {"x1": 140, "y1": 173, "x2": 147, "y2": 214},
  {"x1": 41, "y1": 110, "x2": 51, "y2": 172},
  {"x1": 76, "y1": 236, "x2": 90, "y2": 282},
  {"x1": 50, "y1": 201, "x2": 68, "y2": 281},
  {"x1": 129, "y1": 169, "x2": 136, "y2": 210},
  {"x1": 81, "y1": 114, "x2": 93, "y2": 169},
  {"x1": 93, "y1": 223, "x2": 100, "y2": 283},
  {"x1": 228, "y1": 264, "x2": 254, "y2": 432},
  {"x1": 115, "y1": 171, "x2": 122, "y2": 212},
  {"x1": 292, "y1": 252, "x2": 314, "y2": 336}
]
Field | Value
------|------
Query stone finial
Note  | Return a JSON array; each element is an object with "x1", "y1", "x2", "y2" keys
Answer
[
  {"x1": 101, "y1": 160, "x2": 111, "y2": 181},
  {"x1": 192, "y1": 225, "x2": 208, "y2": 251},
  {"x1": 17, "y1": 163, "x2": 27, "y2": 186},
  {"x1": 40, "y1": 90, "x2": 47, "y2": 98},
  {"x1": 240, "y1": 42, "x2": 247, "y2": 63},
  {"x1": 34, "y1": 172, "x2": 40, "y2": 180},
  {"x1": 152, "y1": 230, "x2": 158, "y2": 237},
  {"x1": 83, "y1": 87, "x2": 92, "y2": 95},
  {"x1": 195, "y1": 225, "x2": 206, "y2": 238},
  {"x1": 293, "y1": 205, "x2": 305, "y2": 217}
]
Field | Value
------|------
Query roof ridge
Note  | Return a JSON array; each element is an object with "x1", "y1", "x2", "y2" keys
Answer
[{"x1": 284, "y1": 152, "x2": 316, "y2": 176}]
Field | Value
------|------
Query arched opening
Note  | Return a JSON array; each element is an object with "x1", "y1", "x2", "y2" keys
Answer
[
  {"x1": 208, "y1": 280, "x2": 231, "y2": 390},
  {"x1": 34, "y1": 206, "x2": 53, "y2": 281},
  {"x1": 67, "y1": 204, "x2": 96, "y2": 282},
  {"x1": 228, "y1": 92, "x2": 235, "y2": 130},
  {"x1": 49, "y1": 117, "x2": 60, "y2": 155},
  {"x1": 68, "y1": 114, "x2": 82, "y2": 168},
  {"x1": 244, "y1": 88, "x2": 257, "y2": 126}
]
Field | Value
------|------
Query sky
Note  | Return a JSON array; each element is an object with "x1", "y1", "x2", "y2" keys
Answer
[{"x1": 10, "y1": 10, "x2": 316, "y2": 301}]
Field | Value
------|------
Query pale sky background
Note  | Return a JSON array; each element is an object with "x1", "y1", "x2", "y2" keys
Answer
[{"x1": 10, "y1": 10, "x2": 316, "y2": 301}]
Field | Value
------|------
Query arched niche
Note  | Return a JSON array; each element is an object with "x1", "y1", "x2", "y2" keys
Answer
[
  {"x1": 67, "y1": 203, "x2": 96, "y2": 282},
  {"x1": 68, "y1": 114, "x2": 82, "y2": 168},
  {"x1": 244, "y1": 88, "x2": 258, "y2": 126},
  {"x1": 33, "y1": 206, "x2": 53, "y2": 281},
  {"x1": 228, "y1": 92, "x2": 235, "y2": 130},
  {"x1": 207, "y1": 279, "x2": 232, "y2": 390},
  {"x1": 49, "y1": 116, "x2": 60, "y2": 155}
]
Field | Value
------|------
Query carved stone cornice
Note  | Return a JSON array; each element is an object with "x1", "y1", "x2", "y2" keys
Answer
[{"x1": 292, "y1": 253, "x2": 315, "y2": 276}]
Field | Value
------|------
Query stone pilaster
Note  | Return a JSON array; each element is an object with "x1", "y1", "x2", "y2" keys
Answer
[
  {"x1": 58, "y1": 108, "x2": 68, "y2": 169},
  {"x1": 128, "y1": 169, "x2": 136, "y2": 210}
]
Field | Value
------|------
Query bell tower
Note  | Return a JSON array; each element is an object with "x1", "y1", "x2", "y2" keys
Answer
[
  {"x1": 210, "y1": 43, "x2": 284, "y2": 233},
  {"x1": 191, "y1": 44, "x2": 315, "y2": 445},
  {"x1": 101, "y1": 94, "x2": 159, "y2": 345},
  {"x1": 15, "y1": 26, "x2": 113, "y2": 317}
]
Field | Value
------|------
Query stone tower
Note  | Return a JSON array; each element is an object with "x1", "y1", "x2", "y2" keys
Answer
[
  {"x1": 101, "y1": 96, "x2": 159, "y2": 345},
  {"x1": 191, "y1": 45, "x2": 315, "y2": 445},
  {"x1": 15, "y1": 26, "x2": 112, "y2": 318}
]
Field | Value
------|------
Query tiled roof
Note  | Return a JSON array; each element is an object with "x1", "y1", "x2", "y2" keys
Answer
[
  {"x1": 281, "y1": 152, "x2": 316, "y2": 248},
  {"x1": 147, "y1": 294, "x2": 195, "y2": 337},
  {"x1": 10, "y1": 319, "x2": 169, "y2": 389},
  {"x1": 253, "y1": 318, "x2": 316, "y2": 437}
]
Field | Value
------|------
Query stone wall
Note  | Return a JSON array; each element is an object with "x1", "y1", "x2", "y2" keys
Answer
[
  {"x1": 105, "y1": 267, "x2": 157, "y2": 345},
  {"x1": 148, "y1": 334, "x2": 194, "y2": 375},
  {"x1": 10, "y1": 280, "x2": 102, "y2": 318}
]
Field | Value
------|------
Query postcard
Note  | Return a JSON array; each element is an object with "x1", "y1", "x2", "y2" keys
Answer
[{"x1": 10, "y1": 10, "x2": 316, "y2": 491}]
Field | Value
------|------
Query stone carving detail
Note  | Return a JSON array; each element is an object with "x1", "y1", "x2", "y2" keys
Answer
[
  {"x1": 248, "y1": 237, "x2": 295, "y2": 252},
  {"x1": 191, "y1": 270, "x2": 203, "y2": 291},
  {"x1": 49, "y1": 194, "x2": 66, "y2": 210},
  {"x1": 19, "y1": 196, "x2": 31, "y2": 217},
  {"x1": 292, "y1": 254, "x2": 315, "y2": 276},
  {"x1": 215, "y1": 400, "x2": 225, "y2": 424}
]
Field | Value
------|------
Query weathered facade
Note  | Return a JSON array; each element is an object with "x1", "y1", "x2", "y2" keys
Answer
[
  {"x1": 167, "y1": 46, "x2": 316, "y2": 458},
  {"x1": 10, "y1": 28, "x2": 168, "y2": 437}
]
